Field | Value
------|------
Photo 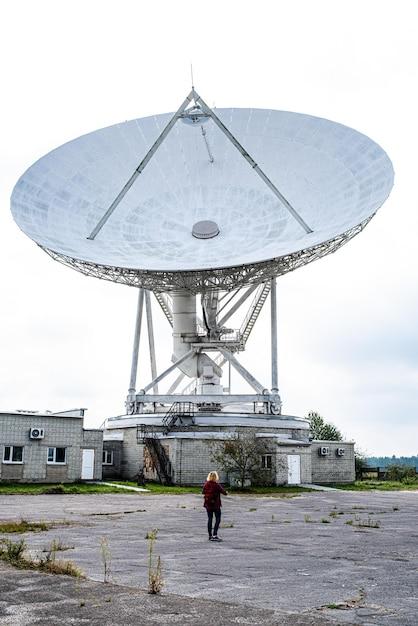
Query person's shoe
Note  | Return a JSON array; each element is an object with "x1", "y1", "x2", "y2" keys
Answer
[
  {"x1": 212, "y1": 536, "x2": 222, "y2": 542},
  {"x1": 208, "y1": 536, "x2": 213, "y2": 541}
]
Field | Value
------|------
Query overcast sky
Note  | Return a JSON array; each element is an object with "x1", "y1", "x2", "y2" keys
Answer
[{"x1": 1, "y1": 0, "x2": 417, "y2": 456}]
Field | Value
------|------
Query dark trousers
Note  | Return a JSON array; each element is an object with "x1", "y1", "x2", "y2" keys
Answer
[{"x1": 207, "y1": 509, "x2": 221, "y2": 537}]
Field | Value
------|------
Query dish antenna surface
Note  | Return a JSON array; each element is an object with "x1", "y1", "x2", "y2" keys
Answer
[
  {"x1": 11, "y1": 89, "x2": 393, "y2": 294},
  {"x1": 11, "y1": 89, "x2": 394, "y2": 417}
]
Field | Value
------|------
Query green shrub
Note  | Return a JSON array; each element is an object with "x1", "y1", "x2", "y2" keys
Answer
[{"x1": 386, "y1": 465, "x2": 416, "y2": 482}]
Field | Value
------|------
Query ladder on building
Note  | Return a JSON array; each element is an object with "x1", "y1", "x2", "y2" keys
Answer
[
  {"x1": 162, "y1": 401, "x2": 196, "y2": 434},
  {"x1": 137, "y1": 425, "x2": 173, "y2": 485},
  {"x1": 240, "y1": 282, "x2": 271, "y2": 346},
  {"x1": 146, "y1": 438, "x2": 173, "y2": 485}
]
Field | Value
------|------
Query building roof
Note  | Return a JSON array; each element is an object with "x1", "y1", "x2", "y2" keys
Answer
[{"x1": 0, "y1": 409, "x2": 85, "y2": 419}]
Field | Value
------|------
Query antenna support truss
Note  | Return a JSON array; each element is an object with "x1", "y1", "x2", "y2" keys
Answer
[{"x1": 87, "y1": 88, "x2": 312, "y2": 241}]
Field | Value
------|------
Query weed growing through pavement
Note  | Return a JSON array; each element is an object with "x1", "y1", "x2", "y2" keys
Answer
[
  {"x1": 99, "y1": 537, "x2": 112, "y2": 583},
  {"x1": 304, "y1": 515, "x2": 313, "y2": 523},
  {"x1": 146, "y1": 529, "x2": 163, "y2": 594},
  {"x1": 0, "y1": 537, "x2": 83, "y2": 577},
  {"x1": 393, "y1": 506, "x2": 399, "y2": 511},
  {"x1": 220, "y1": 522, "x2": 234, "y2": 528},
  {"x1": 346, "y1": 515, "x2": 380, "y2": 529},
  {"x1": 321, "y1": 518, "x2": 331, "y2": 524},
  {"x1": 249, "y1": 508, "x2": 257, "y2": 512},
  {"x1": 0, "y1": 537, "x2": 26, "y2": 561},
  {"x1": 42, "y1": 538, "x2": 74, "y2": 553}
]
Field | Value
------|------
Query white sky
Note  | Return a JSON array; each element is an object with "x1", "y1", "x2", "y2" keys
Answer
[{"x1": 1, "y1": 0, "x2": 417, "y2": 455}]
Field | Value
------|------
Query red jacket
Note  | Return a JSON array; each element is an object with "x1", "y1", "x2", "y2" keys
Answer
[{"x1": 202, "y1": 481, "x2": 227, "y2": 511}]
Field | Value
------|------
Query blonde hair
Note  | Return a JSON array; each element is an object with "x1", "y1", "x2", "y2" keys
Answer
[{"x1": 207, "y1": 471, "x2": 219, "y2": 482}]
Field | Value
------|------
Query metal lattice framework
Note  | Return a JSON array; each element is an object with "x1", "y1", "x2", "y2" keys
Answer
[{"x1": 41, "y1": 216, "x2": 372, "y2": 295}]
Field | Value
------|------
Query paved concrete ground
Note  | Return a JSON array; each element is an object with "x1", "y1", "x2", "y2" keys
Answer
[{"x1": 0, "y1": 490, "x2": 417, "y2": 625}]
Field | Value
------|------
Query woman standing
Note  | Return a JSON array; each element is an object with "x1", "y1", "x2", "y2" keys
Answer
[{"x1": 203, "y1": 471, "x2": 228, "y2": 541}]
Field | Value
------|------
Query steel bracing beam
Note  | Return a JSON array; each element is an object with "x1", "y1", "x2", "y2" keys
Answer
[
  {"x1": 218, "y1": 348, "x2": 265, "y2": 394},
  {"x1": 128, "y1": 288, "x2": 144, "y2": 396},
  {"x1": 167, "y1": 371, "x2": 186, "y2": 394},
  {"x1": 141, "y1": 349, "x2": 195, "y2": 394},
  {"x1": 134, "y1": 393, "x2": 275, "y2": 405},
  {"x1": 270, "y1": 278, "x2": 278, "y2": 392},
  {"x1": 87, "y1": 91, "x2": 195, "y2": 240},
  {"x1": 145, "y1": 290, "x2": 159, "y2": 394},
  {"x1": 193, "y1": 89, "x2": 313, "y2": 235},
  {"x1": 218, "y1": 284, "x2": 259, "y2": 327}
]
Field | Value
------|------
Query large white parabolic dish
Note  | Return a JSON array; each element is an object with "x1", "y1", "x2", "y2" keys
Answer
[{"x1": 11, "y1": 107, "x2": 394, "y2": 292}]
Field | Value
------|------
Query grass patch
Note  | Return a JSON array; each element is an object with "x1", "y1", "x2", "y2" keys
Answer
[
  {"x1": 0, "y1": 481, "x2": 315, "y2": 496},
  {"x1": 229, "y1": 485, "x2": 313, "y2": 496},
  {"x1": 108, "y1": 482, "x2": 313, "y2": 496},
  {"x1": 111, "y1": 481, "x2": 202, "y2": 495},
  {"x1": 0, "y1": 519, "x2": 51, "y2": 534},
  {"x1": 0, "y1": 482, "x2": 147, "y2": 495},
  {"x1": 332, "y1": 480, "x2": 418, "y2": 491}
]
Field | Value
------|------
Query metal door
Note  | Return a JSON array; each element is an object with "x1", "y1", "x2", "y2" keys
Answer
[
  {"x1": 287, "y1": 454, "x2": 301, "y2": 484},
  {"x1": 81, "y1": 449, "x2": 95, "y2": 480}
]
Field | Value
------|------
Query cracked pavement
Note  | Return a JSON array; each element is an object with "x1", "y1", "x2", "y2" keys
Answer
[{"x1": 0, "y1": 489, "x2": 417, "y2": 625}]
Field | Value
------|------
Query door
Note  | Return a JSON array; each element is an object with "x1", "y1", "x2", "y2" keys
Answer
[
  {"x1": 81, "y1": 449, "x2": 95, "y2": 480},
  {"x1": 287, "y1": 455, "x2": 301, "y2": 485}
]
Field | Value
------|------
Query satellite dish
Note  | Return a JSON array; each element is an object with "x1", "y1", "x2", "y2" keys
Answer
[
  {"x1": 10, "y1": 90, "x2": 395, "y2": 417},
  {"x1": 11, "y1": 93, "x2": 393, "y2": 294}
]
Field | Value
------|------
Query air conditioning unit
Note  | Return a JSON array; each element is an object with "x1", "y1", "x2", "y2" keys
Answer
[
  {"x1": 336, "y1": 448, "x2": 345, "y2": 457},
  {"x1": 318, "y1": 446, "x2": 330, "y2": 456},
  {"x1": 29, "y1": 427, "x2": 45, "y2": 440}
]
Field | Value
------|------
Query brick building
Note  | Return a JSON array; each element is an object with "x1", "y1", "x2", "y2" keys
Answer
[
  {"x1": 0, "y1": 409, "x2": 103, "y2": 483},
  {"x1": 103, "y1": 413, "x2": 355, "y2": 486}
]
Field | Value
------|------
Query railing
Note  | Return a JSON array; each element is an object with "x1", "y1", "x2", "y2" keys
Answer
[
  {"x1": 162, "y1": 401, "x2": 196, "y2": 434},
  {"x1": 240, "y1": 282, "x2": 271, "y2": 346}
]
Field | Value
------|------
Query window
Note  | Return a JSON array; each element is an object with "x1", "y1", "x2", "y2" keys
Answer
[
  {"x1": 102, "y1": 450, "x2": 113, "y2": 465},
  {"x1": 261, "y1": 454, "x2": 272, "y2": 469},
  {"x1": 3, "y1": 446, "x2": 24, "y2": 464},
  {"x1": 47, "y1": 447, "x2": 66, "y2": 464}
]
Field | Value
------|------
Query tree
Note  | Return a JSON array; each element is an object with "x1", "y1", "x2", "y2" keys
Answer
[
  {"x1": 209, "y1": 432, "x2": 272, "y2": 488},
  {"x1": 306, "y1": 411, "x2": 343, "y2": 441},
  {"x1": 354, "y1": 447, "x2": 369, "y2": 480}
]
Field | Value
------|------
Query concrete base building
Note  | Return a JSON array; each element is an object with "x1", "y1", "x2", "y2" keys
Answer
[
  {"x1": 0, "y1": 409, "x2": 103, "y2": 483},
  {"x1": 103, "y1": 412, "x2": 355, "y2": 486}
]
